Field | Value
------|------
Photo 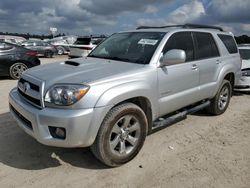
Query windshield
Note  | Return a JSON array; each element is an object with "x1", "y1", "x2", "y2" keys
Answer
[
  {"x1": 88, "y1": 32, "x2": 166, "y2": 64},
  {"x1": 239, "y1": 49, "x2": 250, "y2": 60}
]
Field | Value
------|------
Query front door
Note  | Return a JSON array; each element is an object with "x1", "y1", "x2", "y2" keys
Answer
[{"x1": 157, "y1": 32, "x2": 200, "y2": 116}]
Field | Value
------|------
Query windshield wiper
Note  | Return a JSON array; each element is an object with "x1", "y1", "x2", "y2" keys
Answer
[
  {"x1": 108, "y1": 56, "x2": 130, "y2": 62},
  {"x1": 88, "y1": 55, "x2": 130, "y2": 62}
]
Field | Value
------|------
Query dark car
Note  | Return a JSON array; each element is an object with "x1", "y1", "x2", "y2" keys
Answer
[
  {"x1": 0, "y1": 42, "x2": 40, "y2": 79},
  {"x1": 21, "y1": 40, "x2": 57, "y2": 58}
]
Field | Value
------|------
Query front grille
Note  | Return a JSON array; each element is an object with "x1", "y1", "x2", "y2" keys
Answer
[
  {"x1": 19, "y1": 78, "x2": 40, "y2": 92},
  {"x1": 17, "y1": 77, "x2": 43, "y2": 108},
  {"x1": 18, "y1": 88, "x2": 41, "y2": 106},
  {"x1": 10, "y1": 104, "x2": 33, "y2": 130}
]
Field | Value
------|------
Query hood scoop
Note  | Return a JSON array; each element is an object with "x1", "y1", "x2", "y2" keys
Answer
[{"x1": 64, "y1": 61, "x2": 80, "y2": 66}]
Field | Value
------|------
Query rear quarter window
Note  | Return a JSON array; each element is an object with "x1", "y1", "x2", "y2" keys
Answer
[{"x1": 218, "y1": 34, "x2": 238, "y2": 54}]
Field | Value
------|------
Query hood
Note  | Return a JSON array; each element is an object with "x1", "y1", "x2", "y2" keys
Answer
[
  {"x1": 241, "y1": 59, "x2": 250, "y2": 69},
  {"x1": 24, "y1": 57, "x2": 145, "y2": 87}
]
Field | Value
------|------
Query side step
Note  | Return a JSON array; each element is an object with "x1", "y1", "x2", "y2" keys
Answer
[{"x1": 152, "y1": 101, "x2": 211, "y2": 130}]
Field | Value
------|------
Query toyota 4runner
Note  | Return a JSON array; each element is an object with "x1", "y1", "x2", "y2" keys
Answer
[{"x1": 9, "y1": 24, "x2": 241, "y2": 167}]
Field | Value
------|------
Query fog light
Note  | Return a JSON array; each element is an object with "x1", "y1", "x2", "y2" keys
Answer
[
  {"x1": 49, "y1": 126, "x2": 66, "y2": 139},
  {"x1": 55, "y1": 128, "x2": 66, "y2": 139}
]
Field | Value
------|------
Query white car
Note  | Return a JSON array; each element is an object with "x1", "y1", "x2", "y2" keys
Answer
[
  {"x1": 68, "y1": 37, "x2": 105, "y2": 58},
  {"x1": 235, "y1": 46, "x2": 250, "y2": 91}
]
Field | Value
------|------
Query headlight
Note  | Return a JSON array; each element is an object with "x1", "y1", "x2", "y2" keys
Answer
[
  {"x1": 242, "y1": 69, "x2": 250, "y2": 77},
  {"x1": 44, "y1": 84, "x2": 89, "y2": 106}
]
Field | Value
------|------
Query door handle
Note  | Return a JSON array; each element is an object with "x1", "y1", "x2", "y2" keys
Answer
[
  {"x1": 191, "y1": 64, "x2": 198, "y2": 70},
  {"x1": 216, "y1": 60, "x2": 221, "y2": 64}
]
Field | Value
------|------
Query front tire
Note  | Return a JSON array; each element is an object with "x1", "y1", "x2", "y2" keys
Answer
[
  {"x1": 91, "y1": 103, "x2": 148, "y2": 167},
  {"x1": 9, "y1": 62, "x2": 28, "y2": 80},
  {"x1": 207, "y1": 80, "x2": 232, "y2": 115}
]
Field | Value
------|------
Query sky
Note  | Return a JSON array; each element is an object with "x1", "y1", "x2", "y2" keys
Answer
[{"x1": 0, "y1": 0, "x2": 250, "y2": 36}]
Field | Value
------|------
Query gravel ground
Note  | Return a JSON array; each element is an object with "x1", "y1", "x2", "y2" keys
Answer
[{"x1": 0, "y1": 56, "x2": 249, "y2": 188}]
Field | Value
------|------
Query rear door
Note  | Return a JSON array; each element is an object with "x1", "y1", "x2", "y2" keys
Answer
[
  {"x1": 192, "y1": 32, "x2": 221, "y2": 99},
  {"x1": 157, "y1": 32, "x2": 200, "y2": 116}
]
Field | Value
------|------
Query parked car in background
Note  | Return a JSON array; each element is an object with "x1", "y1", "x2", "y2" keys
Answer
[
  {"x1": 21, "y1": 40, "x2": 57, "y2": 58},
  {"x1": 68, "y1": 37, "x2": 105, "y2": 58},
  {"x1": 0, "y1": 42, "x2": 40, "y2": 79},
  {"x1": 0, "y1": 35, "x2": 26, "y2": 44},
  {"x1": 235, "y1": 46, "x2": 250, "y2": 91},
  {"x1": 48, "y1": 35, "x2": 77, "y2": 55}
]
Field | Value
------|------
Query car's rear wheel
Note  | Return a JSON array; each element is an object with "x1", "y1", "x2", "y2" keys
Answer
[
  {"x1": 207, "y1": 80, "x2": 232, "y2": 115},
  {"x1": 91, "y1": 103, "x2": 147, "y2": 167},
  {"x1": 44, "y1": 50, "x2": 53, "y2": 58},
  {"x1": 9, "y1": 62, "x2": 28, "y2": 80}
]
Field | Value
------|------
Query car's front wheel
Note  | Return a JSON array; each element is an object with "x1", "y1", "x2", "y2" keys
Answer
[
  {"x1": 91, "y1": 103, "x2": 148, "y2": 167},
  {"x1": 9, "y1": 62, "x2": 28, "y2": 80}
]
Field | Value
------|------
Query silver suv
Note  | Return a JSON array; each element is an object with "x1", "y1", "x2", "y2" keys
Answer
[{"x1": 9, "y1": 24, "x2": 241, "y2": 167}]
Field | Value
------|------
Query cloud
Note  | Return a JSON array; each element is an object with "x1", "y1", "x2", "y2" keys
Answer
[
  {"x1": 0, "y1": 0, "x2": 249, "y2": 35},
  {"x1": 169, "y1": 0, "x2": 205, "y2": 24},
  {"x1": 205, "y1": 0, "x2": 250, "y2": 23},
  {"x1": 136, "y1": 1, "x2": 205, "y2": 27},
  {"x1": 78, "y1": 0, "x2": 170, "y2": 16}
]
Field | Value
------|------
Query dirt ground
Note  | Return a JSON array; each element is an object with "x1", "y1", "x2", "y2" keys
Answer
[{"x1": 0, "y1": 56, "x2": 249, "y2": 188}]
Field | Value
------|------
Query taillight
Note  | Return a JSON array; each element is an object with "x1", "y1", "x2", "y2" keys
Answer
[{"x1": 26, "y1": 51, "x2": 38, "y2": 57}]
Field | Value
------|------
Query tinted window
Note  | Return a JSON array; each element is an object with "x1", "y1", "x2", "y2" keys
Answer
[
  {"x1": 75, "y1": 38, "x2": 91, "y2": 45},
  {"x1": 163, "y1": 32, "x2": 194, "y2": 62},
  {"x1": 239, "y1": 49, "x2": 250, "y2": 60},
  {"x1": 194, "y1": 32, "x2": 219, "y2": 59},
  {"x1": 218, "y1": 34, "x2": 238, "y2": 54}
]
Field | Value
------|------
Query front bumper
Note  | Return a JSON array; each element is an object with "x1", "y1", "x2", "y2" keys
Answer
[
  {"x1": 9, "y1": 88, "x2": 110, "y2": 148},
  {"x1": 235, "y1": 76, "x2": 250, "y2": 91}
]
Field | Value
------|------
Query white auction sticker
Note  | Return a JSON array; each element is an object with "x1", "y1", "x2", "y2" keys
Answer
[{"x1": 138, "y1": 39, "x2": 158, "y2": 45}]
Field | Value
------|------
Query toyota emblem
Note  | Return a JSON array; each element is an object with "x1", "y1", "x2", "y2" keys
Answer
[{"x1": 23, "y1": 82, "x2": 30, "y2": 92}]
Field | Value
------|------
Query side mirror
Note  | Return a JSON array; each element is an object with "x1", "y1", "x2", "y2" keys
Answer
[{"x1": 160, "y1": 49, "x2": 186, "y2": 67}]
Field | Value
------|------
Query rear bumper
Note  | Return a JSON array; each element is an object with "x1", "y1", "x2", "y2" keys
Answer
[{"x1": 9, "y1": 88, "x2": 111, "y2": 148}]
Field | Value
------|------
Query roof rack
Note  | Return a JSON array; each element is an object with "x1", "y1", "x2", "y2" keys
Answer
[{"x1": 136, "y1": 23, "x2": 224, "y2": 32}]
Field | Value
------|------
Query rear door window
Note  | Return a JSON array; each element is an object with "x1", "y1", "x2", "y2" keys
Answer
[
  {"x1": 218, "y1": 34, "x2": 238, "y2": 54},
  {"x1": 194, "y1": 32, "x2": 220, "y2": 60},
  {"x1": 163, "y1": 32, "x2": 194, "y2": 62}
]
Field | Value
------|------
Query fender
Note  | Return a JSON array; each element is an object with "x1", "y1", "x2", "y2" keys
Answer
[
  {"x1": 213, "y1": 63, "x2": 236, "y2": 97},
  {"x1": 95, "y1": 80, "x2": 157, "y2": 118}
]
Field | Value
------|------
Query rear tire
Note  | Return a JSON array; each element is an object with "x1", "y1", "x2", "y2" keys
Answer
[
  {"x1": 9, "y1": 62, "x2": 28, "y2": 80},
  {"x1": 207, "y1": 80, "x2": 232, "y2": 115},
  {"x1": 91, "y1": 103, "x2": 147, "y2": 167}
]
